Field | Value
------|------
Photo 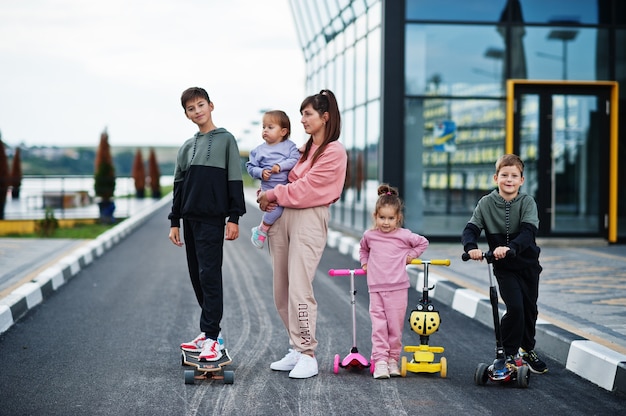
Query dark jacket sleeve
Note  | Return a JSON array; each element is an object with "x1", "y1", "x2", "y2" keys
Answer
[
  {"x1": 168, "y1": 179, "x2": 183, "y2": 227},
  {"x1": 508, "y1": 222, "x2": 538, "y2": 255},
  {"x1": 227, "y1": 180, "x2": 246, "y2": 224},
  {"x1": 462, "y1": 222, "x2": 481, "y2": 253}
]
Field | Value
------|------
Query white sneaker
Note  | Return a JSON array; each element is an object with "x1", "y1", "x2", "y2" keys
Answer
[
  {"x1": 289, "y1": 354, "x2": 318, "y2": 379},
  {"x1": 180, "y1": 333, "x2": 205, "y2": 352},
  {"x1": 373, "y1": 361, "x2": 390, "y2": 379},
  {"x1": 198, "y1": 338, "x2": 223, "y2": 362},
  {"x1": 388, "y1": 359, "x2": 401, "y2": 377},
  {"x1": 270, "y1": 349, "x2": 301, "y2": 371},
  {"x1": 217, "y1": 332, "x2": 225, "y2": 351}
]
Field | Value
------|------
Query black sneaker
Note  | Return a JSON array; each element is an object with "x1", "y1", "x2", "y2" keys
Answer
[{"x1": 519, "y1": 348, "x2": 548, "y2": 374}]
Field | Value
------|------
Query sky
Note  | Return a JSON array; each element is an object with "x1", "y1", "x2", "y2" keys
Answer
[{"x1": 0, "y1": 0, "x2": 306, "y2": 152}]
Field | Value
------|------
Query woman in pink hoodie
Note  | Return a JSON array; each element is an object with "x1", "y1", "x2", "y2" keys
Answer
[
  {"x1": 257, "y1": 90, "x2": 347, "y2": 379},
  {"x1": 359, "y1": 184, "x2": 429, "y2": 379}
]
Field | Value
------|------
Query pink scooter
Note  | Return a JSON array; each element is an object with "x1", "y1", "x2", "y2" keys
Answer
[{"x1": 328, "y1": 268, "x2": 371, "y2": 373}]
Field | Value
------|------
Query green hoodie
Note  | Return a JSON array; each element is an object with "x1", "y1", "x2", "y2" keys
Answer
[
  {"x1": 462, "y1": 189, "x2": 540, "y2": 271},
  {"x1": 169, "y1": 128, "x2": 245, "y2": 227}
]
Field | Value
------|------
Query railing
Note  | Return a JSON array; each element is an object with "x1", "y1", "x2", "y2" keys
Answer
[{"x1": 3, "y1": 175, "x2": 173, "y2": 220}]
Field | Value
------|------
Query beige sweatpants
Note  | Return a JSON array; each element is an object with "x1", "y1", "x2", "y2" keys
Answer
[{"x1": 267, "y1": 206, "x2": 329, "y2": 356}]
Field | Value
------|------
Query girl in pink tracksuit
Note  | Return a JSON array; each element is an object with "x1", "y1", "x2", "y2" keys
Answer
[{"x1": 359, "y1": 184, "x2": 429, "y2": 379}]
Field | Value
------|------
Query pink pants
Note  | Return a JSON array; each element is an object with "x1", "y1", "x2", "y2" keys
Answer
[
  {"x1": 369, "y1": 289, "x2": 408, "y2": 363},
  {"x1": 268, "y1": 206, "x2": 329, "y2": 356}
]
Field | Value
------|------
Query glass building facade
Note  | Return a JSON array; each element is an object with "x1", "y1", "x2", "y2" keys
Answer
[{"x1": 288, "y1": 0, "x2": 626, "y2": 242}]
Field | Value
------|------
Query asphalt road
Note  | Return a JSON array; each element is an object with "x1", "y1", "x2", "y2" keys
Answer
[{"x1": 0, "y1": 204, "x2": 624, "y2": 416}]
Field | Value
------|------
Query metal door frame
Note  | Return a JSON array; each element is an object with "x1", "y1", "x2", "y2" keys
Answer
[{"x1": 506, "y1": 80, "x2": 619, "y2": 242}]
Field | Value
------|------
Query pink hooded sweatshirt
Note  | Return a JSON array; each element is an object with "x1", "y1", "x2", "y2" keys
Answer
[
  {"x1": 360, "y1": 228, "x2": 429, "y2": 293},
  {"x1": 265, "y1": 141, "x2": 347, "y2": 208}
]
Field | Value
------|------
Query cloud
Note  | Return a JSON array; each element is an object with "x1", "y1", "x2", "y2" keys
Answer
[{"x1": 0, "y1": 0, "x2": 305, "y2": 150}]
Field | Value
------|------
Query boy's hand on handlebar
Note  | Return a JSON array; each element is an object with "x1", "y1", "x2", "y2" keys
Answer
[
  {"x1": 493, "y1": 246, "x2": 510, "y2": 260},
  {"x1": 468, "y1": 248, "x2": 483, "y2": 261}
]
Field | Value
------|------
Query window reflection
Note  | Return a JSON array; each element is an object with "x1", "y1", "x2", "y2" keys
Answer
[
  {"x1": 368, "y1": 28, "x2": 381, "y2": 100},
  {"x1": 528, "y1": 27, "x2": 599, "y2": 80},
  {"x1": 417, "y1": 97, "x2": 505, "y2": 234},
  {"x1": 406, "y1": 0, "x2": 600, "y2": 25},
  {"x1": 406, "y1": 24, "x2": 506, "y2": 96}
]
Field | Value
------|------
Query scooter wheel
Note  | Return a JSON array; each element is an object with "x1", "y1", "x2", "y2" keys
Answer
[
  {"x1": 400, "y1": 356, "x2": 408, "y2": 377},
  {"x1": 474, "y1": 363, "x2": 489, "y2": 386},
  {"x1": 439, "y1": 356, "x2": 447, "y2": 378},
  {"x1": 517, "y1": 364, "x2": 530, "y2": 388},
  {"x1": 333, "y1": 354, "x2": 340, "y2": 374}
]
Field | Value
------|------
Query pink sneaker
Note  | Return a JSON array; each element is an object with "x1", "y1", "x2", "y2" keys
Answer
[
  {"x1": 388, "y1": 359, "x2": 401, "y2": 377},
  {"x1": 180, "y1": 333, "x2": 206, "y2": 352},
  {"x1": 199, "y1": 338, "x2": 223, "y2": 362},
  {"x1": 251, "y1": 227, "x2": 268, "y2": 249}
]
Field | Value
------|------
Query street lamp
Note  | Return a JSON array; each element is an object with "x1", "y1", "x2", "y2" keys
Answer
[
  {"x1": 484, "y1": 47, "x2": 505, "y2": 86},
  {"x1": 472, "y1": 48, "x2": 505, "y2": 80},
  {"x1": 484, "y1": 47, "x2": 504, "y2": 60},
  {"x1": 546, "y1": 21, "x2": 579, "y2": 80}
]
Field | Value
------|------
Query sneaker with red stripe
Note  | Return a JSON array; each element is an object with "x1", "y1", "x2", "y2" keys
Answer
[
  {"x1": 180, "y1": 333, "x2": 206, "y2": 352},
  {"x1": 199, "y1": 338, "x2": 222, "y2": 362}
]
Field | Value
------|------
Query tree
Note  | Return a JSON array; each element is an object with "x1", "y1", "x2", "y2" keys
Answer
[
  {"x1": 148, "y1": 148, "x2": 161, "y2": 198},
  {"x1": 94, "y1": 128, "x2": 116, "y2": 223},
  {"x1": 131, "y1": 148, "x2": 146, "y2": 198},
  {"x1": 0, "y1": 137, "x2": 8, "y2": 219},
  {"x1": 10, "y1": 147, "x2": 22, "y2": 198}
]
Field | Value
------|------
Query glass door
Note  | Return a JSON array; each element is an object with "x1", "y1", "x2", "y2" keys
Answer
[{"x1": 516, "y1": 90, "x2": 609, "y2": 237}]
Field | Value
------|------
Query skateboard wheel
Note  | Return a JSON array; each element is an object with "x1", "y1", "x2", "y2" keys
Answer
[
  {"x1": 517, "y1": 365, "x2": 530, "y2": 388},
  {"x1": 400, "y1": 356, "x2": 407, "y2": 377},
  {"x1": 223, "y1": 370, "x2": 235, "y2": 384},
  {"x1": 333, "y1": 354, "x2": 340, "y2": 374},
  {"x1": 184, "y1": 370, "x2": 196, "y2": 385},
  {"x1": 474, "y1": 363, "x2": 488, "y2": 386},
  {"x1": 439, "y1": 357, "x2": 447, "y2": 378}
]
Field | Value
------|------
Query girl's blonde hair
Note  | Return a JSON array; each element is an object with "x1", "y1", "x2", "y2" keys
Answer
[{"x1": 372, "y1": 183, "x2": 404, "y2": 227}]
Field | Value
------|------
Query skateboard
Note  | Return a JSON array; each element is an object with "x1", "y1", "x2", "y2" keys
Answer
[{"x1": 181, "y1": 348, "x2": 234, "y2": 384}]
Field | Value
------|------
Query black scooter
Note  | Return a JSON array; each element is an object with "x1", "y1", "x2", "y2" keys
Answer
[{"x1": 462, "y1": 249, "x2": 530, "y2": 388}]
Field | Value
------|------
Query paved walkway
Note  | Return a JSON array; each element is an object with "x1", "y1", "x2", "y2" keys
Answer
[{"x1": 1, "y1": 190, "x2": 625, "y2": 393}]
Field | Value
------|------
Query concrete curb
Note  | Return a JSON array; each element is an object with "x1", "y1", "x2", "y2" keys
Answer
[
  {"x1": 0, "y1": 196, "x2": 171, "y2": 336},
  {"x1": 325, "y1": 230, "x2": 626, "y2": 394}
]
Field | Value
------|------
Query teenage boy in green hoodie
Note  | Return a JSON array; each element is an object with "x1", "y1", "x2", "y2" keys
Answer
[{"x1": 168, "y1": 87, "x2": 245, "y2": 361}]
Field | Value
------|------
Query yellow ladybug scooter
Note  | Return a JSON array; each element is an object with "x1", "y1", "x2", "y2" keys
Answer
[{"x1": 401, "y1": 259, "x2": 450, "y2": 378}]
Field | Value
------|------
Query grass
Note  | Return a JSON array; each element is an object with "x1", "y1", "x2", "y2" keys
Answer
[
  {"x1": 51, "y1": 222, "x2": 121, "y2": 238},
  {"x1": 11, "y1": 221, "x2": 121, "y2": 239}
]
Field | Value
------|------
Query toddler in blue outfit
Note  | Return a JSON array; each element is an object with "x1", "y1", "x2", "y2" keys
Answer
[{"x1": 246, "y1": 110, "x2": 300, "y2": 248}]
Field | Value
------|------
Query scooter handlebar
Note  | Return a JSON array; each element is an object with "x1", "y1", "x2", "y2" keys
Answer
[
  {"x1": 461, "y1": 249, "x2": 516, "y2": 263},
  {"x1": 410, "y1": 259, "x2": 451, "y2": 266},
  {"x1": 328, "y1": 268, "x2": 366, "y2": 276}
]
